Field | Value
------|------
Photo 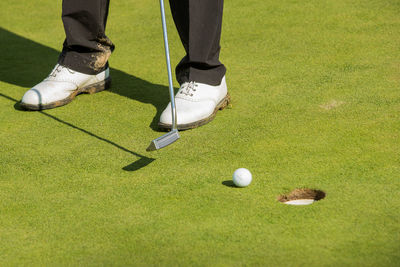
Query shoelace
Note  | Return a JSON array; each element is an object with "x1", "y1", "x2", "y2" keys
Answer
[
  {"x1": 179, "y1": 81, "x2": 198, "y2": 97},
  {"x1": 49, "y1": 65, "x2": 75, "y2": 78}
]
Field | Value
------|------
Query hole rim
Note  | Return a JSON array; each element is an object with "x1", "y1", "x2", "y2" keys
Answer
[{"x1": 277, "y1": 188, "x2": 326, "y2": 204}]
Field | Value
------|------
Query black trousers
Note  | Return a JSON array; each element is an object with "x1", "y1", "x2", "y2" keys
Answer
[{"x1": 58, "y1": 0, "x2": 226, "y2": 86}]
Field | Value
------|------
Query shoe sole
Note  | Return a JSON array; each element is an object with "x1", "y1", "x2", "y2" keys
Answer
[
  {"x1": 158, "y1": 93, "x2": 231, "y2": 131},
  {"x1": 20, "y1": 77, "x2": 112, "y2": 111}
]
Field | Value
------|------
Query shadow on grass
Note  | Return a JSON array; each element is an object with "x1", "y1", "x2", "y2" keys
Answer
[
  {"x1": 221, "y1": 180, "x2": 239, "y2": 188},
  {"x1": 0, "y1": 27, "x2": 170, "y2": 131},
  {"x1": 0, "y1": 27, "x2": 168, "y2": 171},
  {"x1": 1, "y1": 93, "x2": 155, "y2": 171}
]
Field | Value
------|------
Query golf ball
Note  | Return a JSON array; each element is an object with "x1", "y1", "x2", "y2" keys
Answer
[{"x1": 232, "y1": 168, "x2": 252, "y2": 187}]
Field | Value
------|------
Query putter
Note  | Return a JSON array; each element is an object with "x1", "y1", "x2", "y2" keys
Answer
[{"x1": 146, "y1": 0, "x2": 180, "y2": 152}]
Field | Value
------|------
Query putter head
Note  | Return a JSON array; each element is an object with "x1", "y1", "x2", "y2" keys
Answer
[{"x1": 146, "y1": 129, "x2": 180, "y2": 151}]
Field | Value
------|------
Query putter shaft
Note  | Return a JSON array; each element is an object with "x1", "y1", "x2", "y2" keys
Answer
[{"x1": 146, "y1": 0, "x2": 179, "y2": 151}]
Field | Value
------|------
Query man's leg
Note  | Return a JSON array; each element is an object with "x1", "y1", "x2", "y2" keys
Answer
[
  {"x1": 58, "y1": 0, "x2": 114, "y2": 75},
  {"x1": 159, "y1": 0, "x2": 229, "y2": 130},
  {"x1": 20, "y1": 0, "x2": 113, "y2": 110},
  {"x1": 169, "y1": 0, "x2": 226, "y2": 86}
]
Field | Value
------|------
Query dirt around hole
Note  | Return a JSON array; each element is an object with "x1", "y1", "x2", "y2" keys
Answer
[{"x1": 277, "y1": 188, "x2": 326, "y2": 203}]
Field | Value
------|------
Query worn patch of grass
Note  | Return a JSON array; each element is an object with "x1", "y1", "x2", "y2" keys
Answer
[{"x1": 1, "y1": 0, "x2": 399, "y2": 265}]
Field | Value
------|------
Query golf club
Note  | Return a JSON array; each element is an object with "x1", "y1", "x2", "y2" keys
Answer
[{"x1": 146, "y1": 0, "x2": 180, "y2": 152}]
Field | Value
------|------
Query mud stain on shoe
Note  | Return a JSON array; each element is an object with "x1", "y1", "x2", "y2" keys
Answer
[
  {"x1": 319, "y1": 100, "x2": 345, "y2": 110},
  {"x1": 91, "y1": 50, "x2": 111, "y2": 72},
  {"x1": 90, "y1": 39, "x2": 113, "y2": 72}
]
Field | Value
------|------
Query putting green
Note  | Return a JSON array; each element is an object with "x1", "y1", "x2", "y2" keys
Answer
[{"x1": 1, "y1": 0, "x2": 399, "y2": 265}]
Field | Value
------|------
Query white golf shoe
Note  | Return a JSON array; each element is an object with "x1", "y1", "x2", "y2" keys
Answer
[
  {"x1": 159, "y1": 76, "x2": 230, "y2": 130},
  {"x1": 20, "y1": 64, "x2": 111, "y2": 110}
]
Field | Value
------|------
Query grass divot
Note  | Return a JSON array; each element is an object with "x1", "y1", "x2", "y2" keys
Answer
[{"x1": 278, "y1": 188, "x2": 326, "y2": 205}]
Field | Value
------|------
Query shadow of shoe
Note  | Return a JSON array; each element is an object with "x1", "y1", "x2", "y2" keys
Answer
[
  {"x1": 108, "y1": 68, "x2": 170, "y2": 131},
  {"x1": 0, "y1": 27, "x2": 170, "y2": 131}
]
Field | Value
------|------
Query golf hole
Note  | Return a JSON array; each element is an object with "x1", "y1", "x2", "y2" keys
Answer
[{"x1": 277, "y1": 188, "x2": 325, "y2": 206}]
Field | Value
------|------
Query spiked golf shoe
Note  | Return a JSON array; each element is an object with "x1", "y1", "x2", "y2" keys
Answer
[
  {"x1": 159, "y1": 76, "x2": 230, "y2": 130},
  {"x1": 20, "y1": 64, "x2": 111, "y2": 110}
]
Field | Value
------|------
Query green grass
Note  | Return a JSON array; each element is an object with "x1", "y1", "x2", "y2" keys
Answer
[{"x1": 1, "y1": 0, "x2": 399, "y2": 265}]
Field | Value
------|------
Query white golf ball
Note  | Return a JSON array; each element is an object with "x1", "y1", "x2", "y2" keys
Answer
[{"x1": 232, "y1": 168, "x2": 252, "y2": 187}]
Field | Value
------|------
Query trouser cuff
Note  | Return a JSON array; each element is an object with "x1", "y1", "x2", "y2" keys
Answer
[
  {"x1": 177, "y1": 65, "x2": 227, "y2": 86},
  {"x1": 58, "y1": 45, "x2": 113, "y2": 75}
]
